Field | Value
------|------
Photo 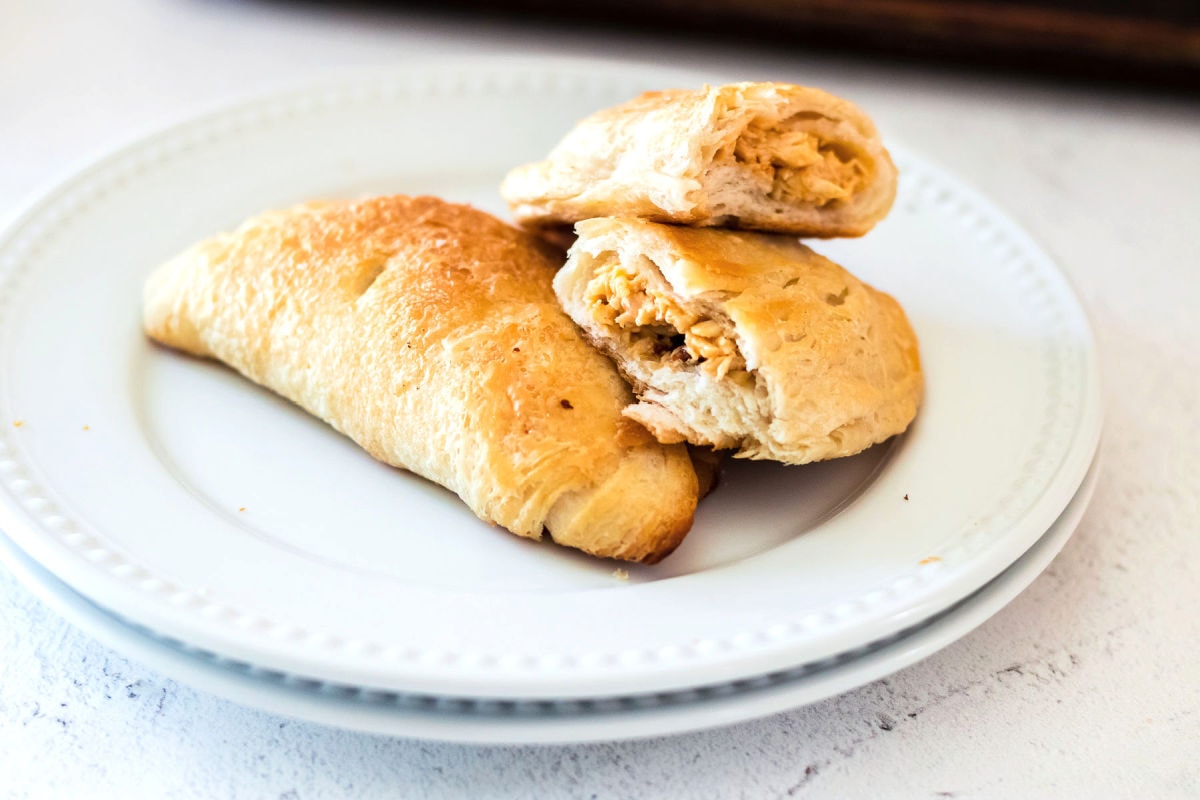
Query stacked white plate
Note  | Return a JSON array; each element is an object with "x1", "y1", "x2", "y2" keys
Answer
[{"x1": 0, "y1": 59, "x2": 1102, "y2": 744}]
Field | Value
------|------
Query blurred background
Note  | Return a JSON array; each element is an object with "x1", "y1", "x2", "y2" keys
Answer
[
  {"x1": 344, "y1": 0, "x2": 1200, "y2": 87},
  {"x1": 4, "y1": 0, "x2": 1197, "y2": 213}
]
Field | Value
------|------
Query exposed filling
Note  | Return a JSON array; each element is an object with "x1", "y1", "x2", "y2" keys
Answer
[
  {"x1": 731, "y1": 117, "x2": 867, "y2": 207},
  {"x1": 585, "y1": 255, "x2": 745, "y2": 380}
]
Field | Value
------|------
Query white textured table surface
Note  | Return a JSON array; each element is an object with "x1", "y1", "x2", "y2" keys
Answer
[{"x1": 2, "y1": 2, "x2": 1198, "y2": 797}]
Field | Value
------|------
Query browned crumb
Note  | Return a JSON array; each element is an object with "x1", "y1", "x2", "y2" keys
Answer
[
  {"x1": 903, "y1": 493, "x2": 909, "y2": 501},
  {"x1": 919, "y1": 556, "x2": 942, "y2": 565},
  {"x1": 238, "y1": 506, "x2": 247, "y2": 512},
  {"x1": 12, "y1": 420, "x2": 23, "y2": 428}
]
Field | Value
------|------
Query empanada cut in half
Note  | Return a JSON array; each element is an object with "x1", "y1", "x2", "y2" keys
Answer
[
  {"x1": 503, "y1": 82, "x2": 897, "y2": 238},
  {"x1": 143, "y1": 196, "x2": 701, "y2": 563},
  {"x1": 554, "y1": 218, "x2": 923, "y2": 464}
]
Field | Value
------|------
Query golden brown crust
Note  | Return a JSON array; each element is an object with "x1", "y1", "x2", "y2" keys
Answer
[
  {"x1": 143, "y1": 196, "x2": 699, "y2": 563},
  {"x1": 554, "y1": 218, "x2": 923, "y2": 464},
  {"x1": 502, "y1": 82, "x2": 897, "y2": 238}
]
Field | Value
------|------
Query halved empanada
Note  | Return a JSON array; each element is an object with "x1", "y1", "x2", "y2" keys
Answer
[
  {"x1": 503, "y1": 82, "x2": 897, "y2": 238},
  {"x1": 554, "y1": 218, "x2": 922, "y2": 464}
]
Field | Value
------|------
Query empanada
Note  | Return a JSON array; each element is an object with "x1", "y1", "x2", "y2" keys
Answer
[
  {"x1": 554, "y1": 218, "x2": 922, "y2": 464},
  {"x1": 144, "y1": 196, "x2": 700, "y2": 563},
  {"x1": 502, "y1": 82, "x2": 897, "y2": 238}
]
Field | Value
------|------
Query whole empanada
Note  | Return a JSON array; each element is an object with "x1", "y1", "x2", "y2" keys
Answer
[{"x1": 144, "y1": 196, "x2": 700, "y2": 563}]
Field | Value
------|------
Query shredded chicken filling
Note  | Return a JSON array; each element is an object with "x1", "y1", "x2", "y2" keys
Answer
[
  {"x1": 733, "y1": 121, "x2": 867, "y2": 207},
  {"x1": 586, "y1": 259, "x2": 745, "y2": 380}
]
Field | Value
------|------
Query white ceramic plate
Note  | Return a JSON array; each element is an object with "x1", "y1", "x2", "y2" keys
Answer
[
  {"x1": 0, "y1": 454, "x2": 1100, "y2": 743},
  {"x1": 0, "y1": 58, "x2": 1102, "y2": 699}
]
